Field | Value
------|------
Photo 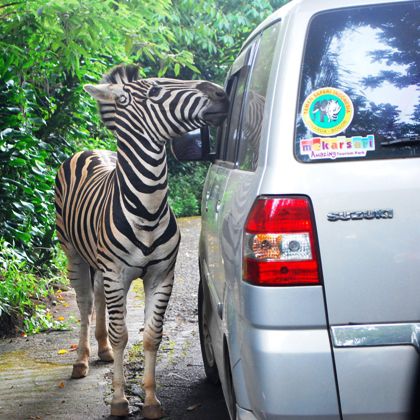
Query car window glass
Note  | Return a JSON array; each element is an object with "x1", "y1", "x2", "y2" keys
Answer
[
  {"x1": 225, "y1": 70, "x2": 248, "y2": 162},
  {"x1": 238, "y1": 22, "x2": 281, "y2": 171},
  {"x1": 295, "y1": 2, "x2": 420, "y2": 163},
  {"x1": 215, "y1": 75, "x2": 237, "y2": 160},
  {"x1": 216, "y1": 44, "x2": 255, "y2": 163}
]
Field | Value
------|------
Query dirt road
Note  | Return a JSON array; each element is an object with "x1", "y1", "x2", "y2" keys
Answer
[{"x1": 0, "y1": 217, "x2": 229, "y2": 420}]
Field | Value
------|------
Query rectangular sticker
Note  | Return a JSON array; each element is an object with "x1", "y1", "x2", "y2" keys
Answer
[{"x1": 300, "y1": 134, "x2": 375, "y2": 160}]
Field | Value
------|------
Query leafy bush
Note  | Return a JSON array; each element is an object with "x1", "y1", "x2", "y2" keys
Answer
[
  {"x1": 168, "y1": 159, "x2": 209, "y2": 217},
  {"x1": 0, "y1": 78, "x2": 58, "y2": 267},
  {"x1": 169, "y1": 179, "x2": 200, "y2": 217},
  {"x1": 0, "y1": 239, "x2": 67, "y2": 336}
]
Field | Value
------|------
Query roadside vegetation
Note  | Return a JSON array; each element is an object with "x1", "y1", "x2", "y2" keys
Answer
[{"x1": 0, "y1": 0, "x2": 288, "y2": 335}]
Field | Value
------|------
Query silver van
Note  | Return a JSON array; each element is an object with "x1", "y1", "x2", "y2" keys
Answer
[{"x1": 173, "y1": 0, "x2": 420, "y2": 418}]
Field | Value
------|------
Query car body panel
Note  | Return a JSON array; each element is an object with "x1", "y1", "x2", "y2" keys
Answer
[
  {"x1": 333, "y1": 346, "x2": 417, "y2": 419},
  {"x1": 242, "y1": 283, "x2": 328, "y2": 328},
  {"x1": 240, "y1": 327, "x2": 341, "y2": 419},
  {"x1": 201, "y1": 164, "x2": 231, "y2": 309},
  {"x1": 198, "y1": 0, "x2": 420, "y2": 418}
]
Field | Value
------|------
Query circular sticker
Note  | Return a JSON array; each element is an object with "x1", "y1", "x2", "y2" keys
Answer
[{"x1": 301, "y1": 87, "x2": 354, "y2": 136}]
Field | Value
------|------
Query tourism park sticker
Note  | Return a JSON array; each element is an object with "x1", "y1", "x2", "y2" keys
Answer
[{"x1": 301, "y1": 87, "x2": 354, "y2": 136}]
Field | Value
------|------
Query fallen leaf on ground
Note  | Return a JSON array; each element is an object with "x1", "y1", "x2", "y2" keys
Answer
[
  {"x1": 57, "y1": 316, "x2": 65, "y2": 321},
  {"x1": 57, "y1": 349, "x2": 68, "y2": 355},
  {"x1": 186, "y1": 403, "x2": 201, "y2": 411},
  {"x1": 69, "y1": 344, "x2": 78, "y2": 351},
  {"x1": 58, "y1": 382, "x2": 65, "y2": 389}
]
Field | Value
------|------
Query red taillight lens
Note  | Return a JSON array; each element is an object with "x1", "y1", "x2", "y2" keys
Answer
[{"x1": 243, "y1": 196, "x2": 321, "y2": 286}]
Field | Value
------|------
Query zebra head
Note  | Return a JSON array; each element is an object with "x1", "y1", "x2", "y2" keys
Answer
[{"x1": 83, "y1": 64, "x2": 228, "y2": 142}]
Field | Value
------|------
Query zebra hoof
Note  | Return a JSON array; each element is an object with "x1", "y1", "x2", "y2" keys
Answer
[
  {"x1": 142, "y1": 404, "x2": 164, "y2": 419},
  {"x1": 71, "y1": 362, "x2": 88, "y2": 379},
  {"x1": 98, "y1": 347, "x2": 114, "y2": 362},
  {"x1": 111, "y1": 398, "x2": 129, "y2": 417}
]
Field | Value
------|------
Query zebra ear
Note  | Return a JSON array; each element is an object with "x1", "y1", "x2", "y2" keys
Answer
[{"x1": 84, "y1": 83, "x2": 119, "y2": 101}]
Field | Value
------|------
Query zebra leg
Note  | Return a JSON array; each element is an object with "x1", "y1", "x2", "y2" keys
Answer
[
  {"x1": 93, "y1": 271, "x2": 114, "y2": 362},
  {"x1": 104, "y1": 269, "x2": 130, "y2": 417},
  {"x1": 67, "y1": 251, "x2": 94, "y2": 379},
  {"x1": 142, "y1": 271, "x2": 175, "y2": 419}
]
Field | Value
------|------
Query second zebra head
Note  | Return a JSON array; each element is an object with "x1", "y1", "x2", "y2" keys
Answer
[{"x1": 84, "y1": 65, "x2": 229, "y2": 143}]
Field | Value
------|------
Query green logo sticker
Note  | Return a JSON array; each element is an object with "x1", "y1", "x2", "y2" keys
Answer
[{"x1": 302, "y1": 87, "x2": 354, "y2": 136}]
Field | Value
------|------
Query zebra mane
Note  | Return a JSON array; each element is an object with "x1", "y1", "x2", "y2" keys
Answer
[
  {"x1": 98, "y1": 64, "x2": 140, "y2": 132},
  {"x1": 101, "y1": 64, "x2": 139, "y2": 85}
]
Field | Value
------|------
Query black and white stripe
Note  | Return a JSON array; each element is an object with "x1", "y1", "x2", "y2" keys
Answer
[{"x1": 55, "y1": 64, "x2": 228, "y2": 418}]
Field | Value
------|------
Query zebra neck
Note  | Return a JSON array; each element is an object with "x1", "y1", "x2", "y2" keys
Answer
[{"x1": 115, "y1": 131, "x2": 169, "y2": 221}]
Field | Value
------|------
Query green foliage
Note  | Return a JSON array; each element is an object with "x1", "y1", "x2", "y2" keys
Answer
[
  {"x1": 168, "y1": 162, "x2": 208, "y2": 217},
  {"x1": 0, "y1": 78, "x2": 57, "y2": 266},
  {"x1": 166, "y1": 0, "x2": 289, "y2": 83},
  {"x1": 0, "y1": 239, "x2": 66, "y2": 335}
]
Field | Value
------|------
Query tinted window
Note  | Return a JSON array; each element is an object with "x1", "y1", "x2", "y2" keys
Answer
[
  {"x1": 295, "y1": 2, "x2": 420, "y2": 163},
  {"x1": 225, "y1": 71, "x2": 248, "y2": 162},
  {"x1": 216, "y1": 46, "x2": 253, "y2": 163},
  {"x1": 238, "y1": 22, "x2": 280, "y2": 171}
]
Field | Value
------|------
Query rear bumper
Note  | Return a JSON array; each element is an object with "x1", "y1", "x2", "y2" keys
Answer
[
  {"x1": 331, "y1": 323, "x2": 419, "y2": 420},
  {"x1": 234, "y1": 324, "x2": 418, "y2": 420},
  {"x1": 234, "y1": 284, "x2": 418, "y2": 419},
  {"x1": 234, "y1": 327, "x2": 341, "y2": 419},
  {"x1": 233, "y1": 283, "x2": 340, "y2": 419}
]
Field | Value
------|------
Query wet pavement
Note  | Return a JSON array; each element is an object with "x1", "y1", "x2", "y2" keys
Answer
[{"x1": 0, "y1": 217, "x2": 229, "y2": 420}]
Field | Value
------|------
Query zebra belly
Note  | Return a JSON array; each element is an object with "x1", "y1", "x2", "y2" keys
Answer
[{"x1": 96, "y1": 211, "x2": 181, "y2": 280}]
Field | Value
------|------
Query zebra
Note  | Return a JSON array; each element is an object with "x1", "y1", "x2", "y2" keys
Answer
[{"x1": 55, "y1": 64, "x2": 228, "y2": 418}]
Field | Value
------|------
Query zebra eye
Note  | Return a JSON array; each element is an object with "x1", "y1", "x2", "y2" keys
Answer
[
  {"x1": 148, "y1": 86, "x2": 161, "y2": 98},
  {"x1": 117, "y1": 93, "x2": 130, "y2": 106}
]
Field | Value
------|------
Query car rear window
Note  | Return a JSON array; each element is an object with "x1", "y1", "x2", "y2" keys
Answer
[{"x1": 295, "y1": 2, "x2": 419, "y2": 163}]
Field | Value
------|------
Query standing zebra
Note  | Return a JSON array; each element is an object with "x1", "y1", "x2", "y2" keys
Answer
[{"x1": 55, "y1": 64, "x2": 228, "y2": 418}]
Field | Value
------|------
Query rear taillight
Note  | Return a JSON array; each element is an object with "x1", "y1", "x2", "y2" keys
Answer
[{"x1": 243, "y1": 196, "x2": 321, "y2": 286}]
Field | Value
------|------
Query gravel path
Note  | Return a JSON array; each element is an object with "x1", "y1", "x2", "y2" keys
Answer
[
  {"x1": 0, "y1": 217, "x2": 229, "y2": 420},
  {"x1": 142, "y1": 216, "x2": 229, "y2": 420}
]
